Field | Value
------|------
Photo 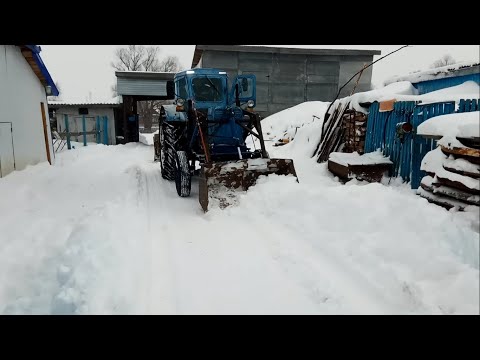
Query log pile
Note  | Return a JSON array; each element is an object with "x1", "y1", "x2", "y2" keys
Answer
[
  {"x1": 418, "y1": 143, "x2": 480, "y2": 211},
  {"x1": 315, "y1": 102, "x2": 369, "y2": 163},
  {"x1": 341, "y1": 110, "x2": 367, "y2": 154}
]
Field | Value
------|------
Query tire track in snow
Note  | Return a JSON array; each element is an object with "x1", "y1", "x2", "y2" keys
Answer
[{"x1": 229, "y1": 207, "x2": 400, "y2": 314}]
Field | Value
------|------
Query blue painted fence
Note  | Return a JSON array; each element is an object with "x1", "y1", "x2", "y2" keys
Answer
[
  {"x1": 64, "y1": 114, "x2": 110, "y2": 150},
  {"x1": 364, "y1": 98, "x2": 479, "y2": 189}
]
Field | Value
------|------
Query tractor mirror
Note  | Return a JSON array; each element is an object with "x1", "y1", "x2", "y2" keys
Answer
[{"x1": 241, "y1": 78, "x2": 249, "y2": 92}]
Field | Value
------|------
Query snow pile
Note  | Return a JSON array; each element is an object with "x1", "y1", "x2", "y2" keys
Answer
[
  {"x1": 248, "y1": 101, "x2": 330, "y2": 159},
  {"x1": 329, "y1": 150, "x2": 392, "y2": 166},
  {"x1": 417, "y1": 111, "x2": 480, "y2": 138},
  {"x1": 139, "y1": 131, "x2": 158, "y2": 146},
  {"x1": 384, "y1": 61, "x2": 480, "y2": 85},
  {"x1": 420, "y1": 146, "x2": 447, "y2": 174}
]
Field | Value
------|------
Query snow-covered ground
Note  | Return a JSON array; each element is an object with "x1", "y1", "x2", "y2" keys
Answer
[{"x1": 1, "y1": 103, "x2": 479, "y2": 315}]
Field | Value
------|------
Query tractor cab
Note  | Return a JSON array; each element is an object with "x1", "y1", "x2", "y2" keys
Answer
[{"x1": 173, "y1": 68, "x2": 256, "y2": 118}]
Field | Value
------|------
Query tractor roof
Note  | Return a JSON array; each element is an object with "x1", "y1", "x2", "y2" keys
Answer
[{"x1": 175, "y1": 68, "x2": 228, "y2": 78}]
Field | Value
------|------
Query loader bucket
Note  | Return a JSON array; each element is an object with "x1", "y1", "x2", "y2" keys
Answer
[{"x1": 198, "y1": 158, "x2": 298, "y2": 212}]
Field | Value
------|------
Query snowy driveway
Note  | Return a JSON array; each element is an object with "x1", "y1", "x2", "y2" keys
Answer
[{"x1": 0, "y1": 143, "x2": 478, "y2": 314}]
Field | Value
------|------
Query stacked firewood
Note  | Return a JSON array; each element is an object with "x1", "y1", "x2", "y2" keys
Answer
[
  {"x1": 418, "y1": 142, "x2": 480, "y2": 211},
  {"x1": 341, "y1": 110, "x2": 367, "y2": 154}
]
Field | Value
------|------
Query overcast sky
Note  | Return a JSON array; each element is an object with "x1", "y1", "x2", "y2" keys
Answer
[{"x1": 39, "y1": 45, "x2": 479, "y2": 101}]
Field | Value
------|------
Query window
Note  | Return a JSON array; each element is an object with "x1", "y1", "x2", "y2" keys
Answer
[
  {"x1": 192, "y1": 77, "x2": 224, "y2": 102},
  {"x1": 176, "y1": 77, "x2": 188, "y2": 99},
  {"x1": 79, "y1": 107, "x2": 89, "y2": 115}
]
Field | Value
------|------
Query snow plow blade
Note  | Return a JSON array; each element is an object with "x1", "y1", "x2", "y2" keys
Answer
[{"x1": 198, "y1": 158, "x2": 298, "y2": 212}]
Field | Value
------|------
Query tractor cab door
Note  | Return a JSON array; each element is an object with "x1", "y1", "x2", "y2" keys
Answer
[{"x1": 230, "y1": 74, "x2": 256, "y2": 107}]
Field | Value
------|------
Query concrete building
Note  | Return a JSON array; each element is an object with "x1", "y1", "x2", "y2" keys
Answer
[
  {"x1": 0, "y1": 45, "x2": 59, "y2": 178},
  {"x1": 191, "y1": 45, "x2": 381, "y2": 117}
]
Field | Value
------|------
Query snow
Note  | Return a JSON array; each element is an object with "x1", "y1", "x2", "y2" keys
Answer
[
  {"x1": 417, "y1": 111, "x2": 480, "y2": 138},
  {"x1": 0, "y1": 101, "x2": 479, "y2": 315},
  {"x1": 384, "y1": 61, "x2": 480, "y2": 85},
  {"x1": 48, "y1": 96, "x2": 121, "y2": 106},
  {"x1": 437, "y1": 135, "x2": 475, "y2": 149},
  {"x1": 139, "y1": 131, "x2": 157, "y2": 146},
  {"x1": 420, "y1": 146, "x2": 447, "y2": 173},
  {"x1": 434, "y1": 167, "x2": 480, "y2": 191},
  {"x1": 329, "y1": 150, "x2": 393, "y2": 166},
  {"x1": 444, "y1": 155, "x2": 480, "y2": 174},
  {"x1": 332, "y1": 81, "x2": 480, "y2": 115}
]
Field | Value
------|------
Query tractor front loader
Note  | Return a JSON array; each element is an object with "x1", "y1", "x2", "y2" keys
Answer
[{"x1": 154, "y1": 68, "x2": 298, "y2": 212}]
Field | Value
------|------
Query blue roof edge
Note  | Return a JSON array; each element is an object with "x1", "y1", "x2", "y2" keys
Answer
[{"x1": 26, "y1": 45, "x2": 59, "y2": 96}]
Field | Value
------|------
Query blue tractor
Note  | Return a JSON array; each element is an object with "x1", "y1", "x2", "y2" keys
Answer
[{"x1": 156, "y1": 68, "x2": 297, "y2": 211}]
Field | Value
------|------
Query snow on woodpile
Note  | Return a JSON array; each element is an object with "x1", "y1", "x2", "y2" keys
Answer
[
  {"x1": 417, "y1": 111, "x2": 480, "y2": 139},
  {"x1": 139, "y1": 131, "x2": 158, "y2": 146},
  {"x1": 443, "y1": 156, "x2": 480, "y2": 175},
  {"x1": 420, "y1": 147, "x2": 447, "y2": 174}
]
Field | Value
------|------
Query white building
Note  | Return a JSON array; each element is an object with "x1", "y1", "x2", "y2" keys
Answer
[
  {"x1": 48, "y1": 101, "x2": 120, "y2": 145},
  {"x1": 0, "y1": 45, "x2": 59, "y2": 178}
]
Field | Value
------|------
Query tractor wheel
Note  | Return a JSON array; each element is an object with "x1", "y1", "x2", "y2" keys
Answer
[
  {"x1": 175, "y1": 151, "x2": 191, "y2": 197},
  {"x1": 160, "y1": 123, "x2": 175, "y2": 181}
]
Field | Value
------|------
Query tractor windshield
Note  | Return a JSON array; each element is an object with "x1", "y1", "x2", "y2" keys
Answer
[{"x1": 192, "y1": 76, "x2": 224, "y2": 102}]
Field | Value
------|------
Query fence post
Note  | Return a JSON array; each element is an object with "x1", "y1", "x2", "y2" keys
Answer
[
  {"x1": 103, "y1": 116, "x2": 108, "y2": 145},
  {"x1": 64, "y1": 114, "x2": 71, "y2": 150},
  {"x1": 96, "y1": 116, "x2": 101, "y2": 144},
  {"x1": 82, "y1": 115, "x2": 87, "y2": 146}
]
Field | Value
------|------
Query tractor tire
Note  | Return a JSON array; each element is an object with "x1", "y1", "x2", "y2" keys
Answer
[
  {"x1": 160, "y1": 123, "x2": 176, "y2": 181},
  {"x1": 175, "y1": 151, "x2": 191, "y2": 197}
]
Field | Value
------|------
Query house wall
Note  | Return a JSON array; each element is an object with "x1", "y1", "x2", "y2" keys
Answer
[
  {"x1": 199, "y1": 50, "x2": 375, "y2": 118},
  {"x1": 54, "y1": 107, "x2": 116, "y2": 145},
  {"x1": 0, "y1": 45, "x2": 53, "y2": 177}
]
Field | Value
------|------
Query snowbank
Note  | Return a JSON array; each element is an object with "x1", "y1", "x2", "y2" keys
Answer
[
  {"x1": 139, "y1": 131, "x2": 158, "y2": 146},
  {"x1": 248, "y1": 101, "x2": 330, "y2": 159},
  {"x1": 417, "y1": 111, "x2": 480, "y2": 138}
]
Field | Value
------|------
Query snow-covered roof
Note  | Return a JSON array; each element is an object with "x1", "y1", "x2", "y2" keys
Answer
[
  {"x1": 48, "y1": 97, "x2": 121, "y2": 107},
  {"x1": 335, "y1": 81, "x2": 480, "y2": 114},
  {"x1": 384, "y1": 61, "x2": 480, "y2": 86}
]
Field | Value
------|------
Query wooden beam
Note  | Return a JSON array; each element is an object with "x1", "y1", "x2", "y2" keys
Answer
[{"x1": 40, "y1": 102, "x2": 52, "y2": 165}]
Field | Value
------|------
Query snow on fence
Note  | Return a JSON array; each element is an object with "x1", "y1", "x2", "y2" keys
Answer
[{"x1": 364, "y1": 99, "x2": 479, "y2": 189}]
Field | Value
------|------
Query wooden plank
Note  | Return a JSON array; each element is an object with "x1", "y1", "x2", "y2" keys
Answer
[
  {"x1": 440, "y1": 145, "x2": 480, "y2": 158},
  {"x1": 434, "y1": 175, "x2": 480, "y2": 194},
  {"x1": 443, "y1": 166, "x2": 480, "y2": 179},
  {"x1": 40, "y1": 102, "x2": 52, "y2": 165}
]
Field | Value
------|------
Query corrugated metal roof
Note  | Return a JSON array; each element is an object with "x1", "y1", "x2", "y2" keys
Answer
[{"x1": 48, "y1": 98, "x2": 121, "y2": 107}]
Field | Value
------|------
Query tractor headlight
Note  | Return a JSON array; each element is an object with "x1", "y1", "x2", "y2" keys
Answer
[
  {"x1": 177, "y1": 98, "x2": 185, "y2": 106},
  {"x1": 247, "y1": 100, "x2": 255, "y2": 108}
]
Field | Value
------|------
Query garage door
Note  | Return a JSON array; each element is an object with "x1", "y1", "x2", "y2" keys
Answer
[{"x1": 0, "y1": 122, "x2": 15, "y2": 178}]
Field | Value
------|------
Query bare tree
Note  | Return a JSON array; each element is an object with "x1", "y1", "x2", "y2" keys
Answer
[
  {"x1": 111, "y1": 45, "x2": 182, "y2": 132},
  {"x1": 159, "y1": 55, "x2": 181, "y2": 72},
  {"x1": 431, "y1": 54, "x2": 456, "y2": 68}
]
